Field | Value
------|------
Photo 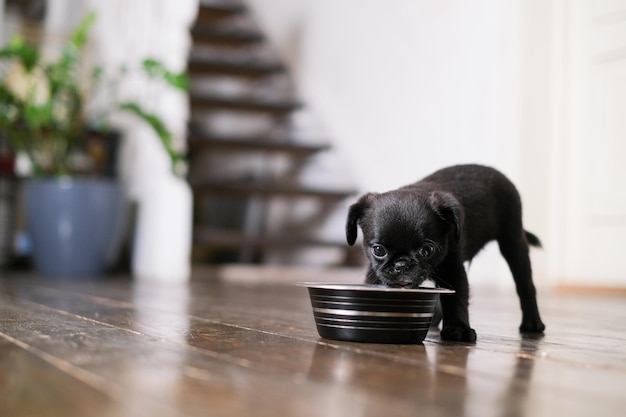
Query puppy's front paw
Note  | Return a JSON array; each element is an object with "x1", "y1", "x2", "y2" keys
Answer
[
  {"x1": 519, "y1": 319, "x2": 545, "y2": 333},
  {"x1": 441, "y1": 325, "x2": 477, "y2": 343}
]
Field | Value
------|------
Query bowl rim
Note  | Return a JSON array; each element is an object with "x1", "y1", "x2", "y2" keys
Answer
[{"x1": 295, "y1": 282, "x2": 455, "y2": 294}]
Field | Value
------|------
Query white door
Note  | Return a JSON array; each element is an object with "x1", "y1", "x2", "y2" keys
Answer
[{"x1": 550, "y1": 0, "x2": 626, "y2": 287}]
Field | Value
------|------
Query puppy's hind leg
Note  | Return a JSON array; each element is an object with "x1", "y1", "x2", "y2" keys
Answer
[{"x1": 498, "y1": 230, "x2": 546, "y2": 333}]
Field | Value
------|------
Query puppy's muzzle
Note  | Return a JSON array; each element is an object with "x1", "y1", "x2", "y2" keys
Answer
[
  {"x1": 388, "y1": 260, "x2": 417, "y2": 287},
  {"x1": 394, "y1": 260, "x2": 410, "y2": 274}
]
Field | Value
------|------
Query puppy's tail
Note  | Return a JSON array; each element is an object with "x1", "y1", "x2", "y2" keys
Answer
[{"x1": 525, "y1": 231, "x2": 542, "y2": 248}]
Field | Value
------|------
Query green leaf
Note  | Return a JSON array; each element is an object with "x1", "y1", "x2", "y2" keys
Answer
[
  {"x1": 0, "y1": 35, "x2": 22, "y2": 57},
  {"x1": 70, "y1": 12, "x2": 96, "y2": 49},
  {"x1": 142, "y1": 59, "x2": 188, "y2": 91},
  {"x1": 49, "y1": 13, "x2": 96, "y2": 95},
  {"x1": 119, "y1": 101, "x2": 184, "y2": 173},
  {"x1": 0, "y1": 35, "x2": 41, "y2": 70},
  {"x1": 120, "y1": 102, "x2": 171, "y2": 142},
  {"x1": 0, "y1": 84, "x2": 17, "y2": 105}
]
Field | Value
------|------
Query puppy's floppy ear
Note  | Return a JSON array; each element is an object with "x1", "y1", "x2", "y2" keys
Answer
[
  {"x1": 429, "y1": 191, "x2": 464, "y2": 243},
  {"x1": 346, "y1": 193, "x2": 377, "y2": 246}
]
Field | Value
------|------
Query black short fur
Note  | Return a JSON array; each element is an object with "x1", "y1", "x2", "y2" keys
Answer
[{"x1": 346, "y1": 164, "x2": 545, "y2": 342}]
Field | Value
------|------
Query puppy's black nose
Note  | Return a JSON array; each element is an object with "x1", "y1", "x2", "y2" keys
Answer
[{"x1": 394, "y1": 260, "x2": 410, "y2": 273}]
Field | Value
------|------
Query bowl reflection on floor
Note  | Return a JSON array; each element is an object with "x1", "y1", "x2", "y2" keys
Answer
[{"x1": 297, "y1": 283, "x2": 455, "y2": 344}]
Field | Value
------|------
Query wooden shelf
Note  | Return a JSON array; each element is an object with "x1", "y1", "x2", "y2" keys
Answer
[
  {"x1": 190, "y1": 95, "x2": 301, "y2": 115},
  {"x1": 196, "y1": 2, "x2": 245, "y2": 23},
  {"x1": 187, "y1": 135, "x2": 330, "y2": 156},
  {"x1": 191, "y1": 27, "x2": 264, "y2": 46},
  {"x1": 187, "y1": 58, "x2": 285, "y2": 78}
]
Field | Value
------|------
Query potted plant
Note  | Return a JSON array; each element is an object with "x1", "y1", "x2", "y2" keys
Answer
[{"x1": 0, "y1": 13, "x2": 188, "y2": 277}]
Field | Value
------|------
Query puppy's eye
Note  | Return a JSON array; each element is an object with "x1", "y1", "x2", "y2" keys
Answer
[
  {"x1": 418, "y1": 243, "x2": 436, "y2": 258},
  {"x1": 371, "y1": 245, "x2": 387, "y2": 259}
]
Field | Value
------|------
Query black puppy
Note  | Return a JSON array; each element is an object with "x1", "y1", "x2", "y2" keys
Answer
[{"x1": 346, "y1": 164, "x2": 545, "y2": 342}]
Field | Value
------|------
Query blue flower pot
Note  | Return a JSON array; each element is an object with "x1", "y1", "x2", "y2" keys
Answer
[{"x1": 25, "y1": 178, "x2": 128, "y2": 277}]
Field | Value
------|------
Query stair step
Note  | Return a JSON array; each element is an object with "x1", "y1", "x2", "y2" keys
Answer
[
  {"x1": 191, "y1": 27, "x2": 264, "y2": 46},
  {"x1": 188, "y1": 1, "x2": 360, "y2": 267},
  {"x1": 187, "y1": 57, "x2": 284, "y2": 78},
  {"x1": 191, "y1": 180, "x2": 357, "y2": 200},
  {"x1": 190, "y1": 95, "x2": 301, "y2": 115},
  {"x1": 187, "y1": 135, "x2": 330, "y2": 156},
  {"x1": 194, "y1": 227, "x2": 352, "y2": 250},
  {"x1": 196, "y1": 2, "x2": 245, "y2": 23}
]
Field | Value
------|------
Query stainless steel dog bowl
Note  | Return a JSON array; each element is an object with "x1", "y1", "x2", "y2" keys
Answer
[{"x1": 297, "y1": 283, "x2": 454, "y2": 344}]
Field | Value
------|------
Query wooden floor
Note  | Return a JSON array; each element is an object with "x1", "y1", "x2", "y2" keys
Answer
[{"x1": 1, "y1": 269, "x2": 625, "y2": 417}]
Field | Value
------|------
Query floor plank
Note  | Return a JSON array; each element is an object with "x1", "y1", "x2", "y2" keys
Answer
[
  {"x1": 1, "y1": 272, "x2": 626, "y2": 417},
  {"x1": 0, "y1": 336, "x2": 137, "y2": 417}
]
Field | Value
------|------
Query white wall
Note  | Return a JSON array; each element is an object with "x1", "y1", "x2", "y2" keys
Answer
[
  {"x1": 250, "y1": 0, "x2": 522, "y2": 189},
  {"x1": 247, "y1": 0, "x2": 626, "y2": 288},
  {"x1": 248, "y1": 0, "x2": 526, "y2": 287}
]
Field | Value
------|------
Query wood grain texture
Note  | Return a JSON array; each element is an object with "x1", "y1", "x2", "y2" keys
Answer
[{"x1": 1, "y1": 272, "x2": 625, "y2": 417}]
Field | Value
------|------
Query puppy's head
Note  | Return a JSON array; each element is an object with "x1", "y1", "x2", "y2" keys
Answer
[{"x1": 346, "y1": 190, "x2": 463, "y2": 288}]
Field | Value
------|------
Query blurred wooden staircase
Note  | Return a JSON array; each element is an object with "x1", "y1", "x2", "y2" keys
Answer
[{"x1": 187, "y1": 1, "x2": 361, "y2": 266}]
